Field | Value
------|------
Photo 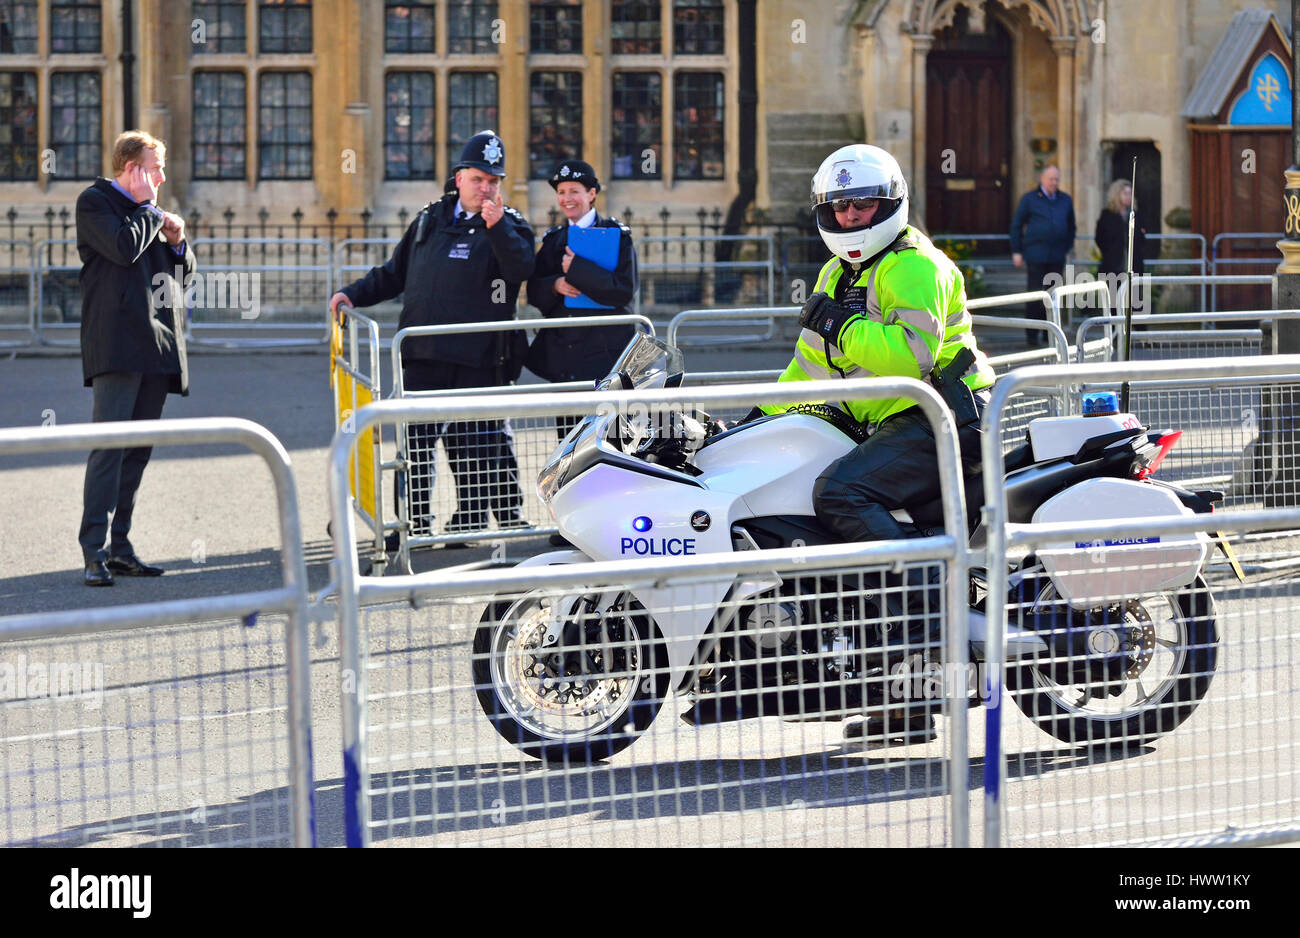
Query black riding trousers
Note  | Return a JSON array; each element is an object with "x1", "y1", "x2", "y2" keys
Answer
[{"x1": 813, "y1": 396, "x2": 986, "y2": 544}]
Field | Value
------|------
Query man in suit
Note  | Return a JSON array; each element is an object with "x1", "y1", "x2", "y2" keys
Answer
[
  {"x1": 76, "y1": 130, "x2": 193, "y2": 585},
  {"x1": 1009, "y1": 164, "x2": 1076, "y2": 344}
]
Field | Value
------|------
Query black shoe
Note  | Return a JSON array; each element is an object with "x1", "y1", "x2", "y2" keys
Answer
[
  {"x1": 549, "y1": 533, "x2": 572, "y2": 548},
  {"x1": 844, "y1": 707, "x2": 937, "y2": 746},
  {"x1": 84, "y1": 561, "x2": 114, "y2": 587},
  {"x1": 384, "y1": 531, "x2": 400, "y2": 552},
  {"x1": 496, "y1": 513, "x2": 531, "y2": 530},
  {"x1": 106, "y1": 553, "x2": 164, "y2": 577}
]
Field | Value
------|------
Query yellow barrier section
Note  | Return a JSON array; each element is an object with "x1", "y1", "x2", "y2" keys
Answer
[{"x1": 331, "y1": 315, "x2": 378, "y2": 519}]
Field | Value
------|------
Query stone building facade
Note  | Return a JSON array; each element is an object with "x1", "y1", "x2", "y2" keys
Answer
[{"x1": 0, "y1": 0, "x2": 1292, "y2": 241}]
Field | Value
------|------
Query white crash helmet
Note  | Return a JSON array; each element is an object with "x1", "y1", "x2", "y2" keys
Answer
[{"x1": 811, "y1": 144, "x2": 908, "y2": 264}]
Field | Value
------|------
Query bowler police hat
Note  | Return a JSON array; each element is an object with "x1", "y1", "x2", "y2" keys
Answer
[
  {"x1": 452, "y1": 130, "x2": 507, "y2": 176},
  {"x1": 549, "y1": 159, "x2": 600, "y2": 192}
]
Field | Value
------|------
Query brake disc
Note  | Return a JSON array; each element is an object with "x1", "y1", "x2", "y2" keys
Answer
[{"x1": 1125, "y1": 599, "x2": 1156, "y2": 680}]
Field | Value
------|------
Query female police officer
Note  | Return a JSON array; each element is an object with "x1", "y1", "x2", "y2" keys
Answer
[{"x1": 526, "y1": 158, "x2": 638, "y2": 442}]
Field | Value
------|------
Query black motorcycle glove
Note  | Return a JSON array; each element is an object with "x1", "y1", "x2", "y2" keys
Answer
[{"x1": 799, "y1": 292, "x2": 862, "y2": 346}]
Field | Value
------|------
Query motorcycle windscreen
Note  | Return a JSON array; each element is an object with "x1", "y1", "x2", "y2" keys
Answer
[{"x1": 599, "y1": 333, "x2": 685, "y2": 391}]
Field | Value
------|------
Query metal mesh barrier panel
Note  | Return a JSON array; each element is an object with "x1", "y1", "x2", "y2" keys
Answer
[
  {"x1": 1, "y1": 616, "x2": 297, "y2": 847},
  {"x1": 999, "y1": 535, "x2": 1299, "y2": 847},
  {"x1": 354, "y1": 558, "x2": 958, "y2": 847}
]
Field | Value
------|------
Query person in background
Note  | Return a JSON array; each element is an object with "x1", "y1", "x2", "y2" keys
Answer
[
  {"x1": 329, "y1": 131, "x2": 535, "y2": 545},
  {"x1": 76, "y1": 130, "x2": 192, "y2": 586},
  {"x1": 1009, "y1": 164, "x2": 1076, "y2": 344},
  {"x1": 526, "y1": 158, "x2": 638, "y2": 441},
  {"x1": 1095, "y1": 177, "x2": 1147, "y2": 312},
  {"x1": 526, "y1": 158, "x2": 638, "y2": 548}
]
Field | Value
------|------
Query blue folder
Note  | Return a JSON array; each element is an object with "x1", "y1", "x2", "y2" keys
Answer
[{"x1": 564, "y1": 225, "x2": 620, "y2": 310}]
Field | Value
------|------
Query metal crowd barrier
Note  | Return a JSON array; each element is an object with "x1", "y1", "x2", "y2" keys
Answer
[
  {"x1": 0, "y1": 239, "x2": 35, "y2": 348},
  {"x1": 0, "y1": 417, "x2": 315, "y2": 847},
  {"x1": 980, "y1": 356, "x2": 1300, "y2": 847},
  {"x1": 966, "y1": 290, "x2": 1058, "y2": 338},
  {"x1": 0, "y1": 233, "x2": 1277, "y2": 350},
  {"x1": 327, "y1": 378, "x2": 971, "y2": 847},
  {"x1": 1049, "y1": 279, "x2": 1113, "y2": 329},
  {"x1": 1116, "y1": 272, "x2": 1275, "y2": 315},
  {"x1": 332, "y1": 306, "x2": 390, "y2": 575},
  {"x1": 1134, "y1": 234, "x2": 1211, "y2": 311},
  {"x1": 29, "y1": 236, "x2": 336, "y2": 350},
  {"x1": 386, "y1": 315, "x2": 655, "y2": 572},
  {"x1": 186, "y1": 237, "x2": 333, "y2": 348},
  {"x1": 1071, "y1": 310, "x2": 1300, "y2": 524},
  {"x1": 34, "y1": 238, "x2": 81, "y2": 347},
  {"x1": 669, "y1": 298, "x2": 1072, "y2": 361},
  {"x1": 667, "y1": 305, "x2": 797, "y2": 348},
  {"x1": 633, "y1": 235, "x2": 775, "y2": 317},
  {"x1": 1212, "y1": 232, "x2": 1282, "y2": 277},
  {"x1": 1074, "y1": 308, "x2": 1300, "y2": 363},
  {"x1": 668, "y1": 299, "x2": 1075, "y2": 446}
]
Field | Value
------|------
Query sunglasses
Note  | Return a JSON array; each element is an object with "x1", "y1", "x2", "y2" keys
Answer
[{"x1": 831, "y1": 197, "x2": 880, "y2": 212}]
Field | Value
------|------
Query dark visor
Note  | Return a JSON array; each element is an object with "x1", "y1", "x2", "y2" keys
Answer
[{"x1": 811, "y1": 180, "x2": 904, "y2": 207}]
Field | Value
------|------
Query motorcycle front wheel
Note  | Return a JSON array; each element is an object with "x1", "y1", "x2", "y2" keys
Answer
[
  {"x1": 472, "y1": 589, "x2": 669, "y2": 763},
  {"x1": 1005, "y1": 575, "x2": 1218, "y2": 746}
]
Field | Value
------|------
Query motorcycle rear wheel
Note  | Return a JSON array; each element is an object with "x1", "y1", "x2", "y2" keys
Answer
[
  {"x1": 472, "y1": 590, "x2": 669, "y2": 763},
  {"x1": 1005, "y1": 576, "x2": 1218, "y2": 746}
]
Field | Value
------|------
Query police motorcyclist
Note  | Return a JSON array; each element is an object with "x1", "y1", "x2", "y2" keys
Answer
[
  {"x1": 329, "y1": 131, "x2": 535, "y2": 543},
  {"x1": 762, "y1": 144, "x2": 996, "y2": 743}
]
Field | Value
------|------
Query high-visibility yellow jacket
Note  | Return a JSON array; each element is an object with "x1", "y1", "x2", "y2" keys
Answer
[{"x1": 763, "y1": 226, "x2": 995, "y2": 427}]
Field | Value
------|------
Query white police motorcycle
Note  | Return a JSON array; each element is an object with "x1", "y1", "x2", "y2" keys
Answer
[{"x1": 472, "y1": 335, "x2": 1221, "y2": 762}]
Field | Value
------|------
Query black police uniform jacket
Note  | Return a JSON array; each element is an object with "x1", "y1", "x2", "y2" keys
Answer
[
  {"x1": 525, "y1": 213, "x2": 638, "y2": 382},
  {"x1": 341, "y1": 192, "x2": 535, "y2": 373},
  {"x1": 76, "y1": 178, "x2": 193, "y2": 394}
]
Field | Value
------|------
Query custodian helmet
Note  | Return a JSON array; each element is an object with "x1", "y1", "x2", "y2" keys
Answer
[{"x1": 453, "y1": 130, "x2": 507, "y2": 176}]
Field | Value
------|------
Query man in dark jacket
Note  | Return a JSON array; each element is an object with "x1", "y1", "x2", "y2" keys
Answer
[
  {"x1": 526, "y1": 158, "x2": 638, "y2": 441},
  {"x1": 1009, "y1": 164, "x2": 1076, "y2": 344},
  {"x1": 329, "y1": 131, "x2": 535, "y2": 541},
  {"x1": 76, "y1": 130, "x2": 193, "y2": 586}
]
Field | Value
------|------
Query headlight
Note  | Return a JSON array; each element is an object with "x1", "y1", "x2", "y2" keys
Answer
[
  {"x1": 537, "y1": 413, "x2": 612, "y2": 505},
  {"x1": 537, "y1": 447, "x2": 574, "y2": 506}
]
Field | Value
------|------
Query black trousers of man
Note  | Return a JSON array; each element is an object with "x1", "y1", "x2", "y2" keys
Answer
[
  {"x1": 78, "y1": 371, "x2": 171, "y2": 563},
  {"x1": 402, "y1": 359, "x2": 523, "y2": 535},
  {"x1": 812, "y1": 392, "x2": 989, "y2": 654},
  {"x1": 1024, "y1": 261, "x2": 1064, "y2": 346}
]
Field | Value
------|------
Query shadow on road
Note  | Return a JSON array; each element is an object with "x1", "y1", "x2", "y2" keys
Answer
[
  {"x1": 0, "y1": 541, "x2": 337, "y2": 616},
  {"x1": 353, "y1": 742, "x2": 1154, "y2": 841},
  {"x1": 9, "y1": 740, "x2": 1155, "y2": 847}
]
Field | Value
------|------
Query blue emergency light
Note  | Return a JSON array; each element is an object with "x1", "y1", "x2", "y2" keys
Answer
[{"x1": 1082, "y1": 391, "x2": 1120, "y2": 416}]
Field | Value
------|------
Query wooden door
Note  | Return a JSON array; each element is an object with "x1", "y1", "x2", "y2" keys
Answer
[{"x1": 925, "y1": 53, "x2": 1011, "y2": 240}]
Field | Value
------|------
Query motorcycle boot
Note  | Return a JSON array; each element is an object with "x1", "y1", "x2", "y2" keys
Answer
[
  {"x1": 874, "y1": 563, "x2": 944, "y2": 670},
  {"x1": 853, "y1": 567, "x2": 944, "y2": 746}
]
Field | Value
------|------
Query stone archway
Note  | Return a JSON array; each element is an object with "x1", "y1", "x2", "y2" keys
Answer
[
  {"x1": 896, "y1": 0, "x2": 1100, "y2": 226},
  {"x1": 902, "y1": 0, "x2": 1093, "y2": 38}
]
